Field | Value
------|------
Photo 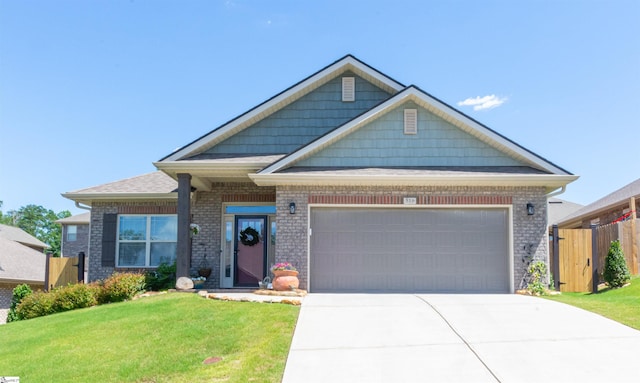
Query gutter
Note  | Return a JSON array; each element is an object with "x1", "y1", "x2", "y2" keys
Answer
[{"x1": 546, "y1": 185, "x2": 566, "y2": 198}]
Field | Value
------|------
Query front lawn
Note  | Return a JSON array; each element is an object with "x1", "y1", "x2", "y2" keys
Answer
[
  {"x1": 0, "y1": 293, "x2": 299, "y2": 382},
  {"x1": 544, "y1": 275, "x2": 640, "y2": 330}
]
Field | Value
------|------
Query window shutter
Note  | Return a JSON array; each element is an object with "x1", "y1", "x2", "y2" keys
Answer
[
  {"x1": 102, "y1": 213, "x2": 117, "y2": 267},
  {"x1": 342, "y1": 77, "x2": 355, "y2": 102},
  {"x1": 404, "y1": 109, "x2": 417, "y2": 135}
]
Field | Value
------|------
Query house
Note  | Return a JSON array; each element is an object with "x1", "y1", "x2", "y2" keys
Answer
[
  {"x1": 0, "y1": 223, "x2": 48, "y2": 252},
  {"x1": 62, "y1": 55, "x2": 577, "y2": 293},
  {"x1": 0, "y1": 227, "x2": 47, "y2": 323},
  {"x1": 556, "y1": 178, "x2": 639, "y2": 229},
  {"x1": 56, "y1": 212, "x2": 90, "y2": 258},
  {"x1": 548, "y1": 198, "x2": 583, "y2": 227}
]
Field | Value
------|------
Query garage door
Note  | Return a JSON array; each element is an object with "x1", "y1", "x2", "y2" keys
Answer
[{"x1": 310, "y1": 207, "x2": 510, "y2": 293}]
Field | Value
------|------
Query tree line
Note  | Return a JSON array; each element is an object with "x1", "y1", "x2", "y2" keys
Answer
[{"x1": 0, "y1": 201, "x2": 71, "y2": 256}]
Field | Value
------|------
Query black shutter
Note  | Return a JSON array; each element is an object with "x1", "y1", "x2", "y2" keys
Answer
[{"x1": 102, "y1": 213, "x2": 117, "y2": 267}]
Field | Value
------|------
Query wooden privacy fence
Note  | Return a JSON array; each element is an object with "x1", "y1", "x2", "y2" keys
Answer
[
  {"x1": 44, "y1": 252, "x2": 85, "y2": 291},
  {"x1": 551, "y1": 219, "x2": 639, "y2": 293},
  {"x1": 597, "y1": 220, "x2": 639, "y2": 276}
]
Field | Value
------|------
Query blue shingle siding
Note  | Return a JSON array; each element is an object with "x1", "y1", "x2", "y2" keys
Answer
[
  {"x1": 204, "y1": 71, "x2": 393, "y2": 155},
  {"x1": 297, "y1": 101, "x2": 526, "y2": 168}
]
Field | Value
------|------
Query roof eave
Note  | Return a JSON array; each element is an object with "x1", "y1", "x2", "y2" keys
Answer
[
  {"x1": 249, "y1": 173, "x2": 578, "y2": 193},
  {"x1": 62, "y1": 192, "x2": 177, "y2": 206}
]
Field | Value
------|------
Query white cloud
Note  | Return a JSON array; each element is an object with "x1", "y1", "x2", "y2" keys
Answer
[{"x1": 457, "y1": 95, "x2": 507, "y2": 111}]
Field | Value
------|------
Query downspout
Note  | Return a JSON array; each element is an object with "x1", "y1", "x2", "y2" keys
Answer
[
  {"x1": 75, "y1": 201, "x2": 91, "y2": 211},
  {"x1": 546, "y1": 185, "x2": 566, "y2": 199}
]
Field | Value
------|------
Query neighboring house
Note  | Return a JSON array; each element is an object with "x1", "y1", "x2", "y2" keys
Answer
[
  {"x1": 0, "y1": 229, "x2": 47, "y2": 323},
  {"x1": 548, "y1": 198, "x2": 583, "y2": 227},
  {"x1": 557, "y1": 178, "x2": 639, "y2": 229},
  {"x1": 56, "y1": 212, "x2": 90, "y2": 258},
  {"x1": 63, "y1": 55, "x2": 577, "y2": 293},
  {"x1": 0, "y1": 223, "x2": 48, "y2": 252}
]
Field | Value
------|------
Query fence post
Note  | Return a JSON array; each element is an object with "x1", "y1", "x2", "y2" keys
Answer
[
  {"x1": 44, "y1": 252, "x2": 52, "y2": 292},
  {"x1": 591, "y1": 224, "x2": 598, "y2": 293},
  {"x1": 78, "y1": 252, "x2": 86, "y2": 284},
  {"x1": 552, "y1": 225, "x2": 560, "y2": 291}
]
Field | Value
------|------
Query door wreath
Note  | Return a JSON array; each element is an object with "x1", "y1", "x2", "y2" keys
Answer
[{"x1": 239, "y1": 226, "x2": 260, "y2": 246}]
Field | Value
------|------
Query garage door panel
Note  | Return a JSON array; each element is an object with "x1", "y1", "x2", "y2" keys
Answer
[{"x1": 310, "y1": 207, "x2": 509, "y2": 293}]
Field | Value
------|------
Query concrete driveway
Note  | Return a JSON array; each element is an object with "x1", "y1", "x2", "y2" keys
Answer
[{"x1": 282, "y1": 294, "x2": 640, "y2": 383}]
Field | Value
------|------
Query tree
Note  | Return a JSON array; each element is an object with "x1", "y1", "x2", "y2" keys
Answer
[
  {"x1": 603, "y1": 240, "x2": 631, "y2": 288},
  {"x1": 0, "y1": 203, "x2": 71, "y2": 256}
]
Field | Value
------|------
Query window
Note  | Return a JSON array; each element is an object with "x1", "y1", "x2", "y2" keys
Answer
[
  {"x1": 117, "y1": 215, "x2": 177, "y2": 267},
  {"x1": 67, "y1": 225, "x2": 77, "y2": 242},
  {"x1": 342, "y1": 77, "x2": 355, "y2": 102}
]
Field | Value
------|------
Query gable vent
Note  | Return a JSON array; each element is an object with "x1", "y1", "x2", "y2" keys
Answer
[
  {"x1": 404, "y1": 109, "x2": 417, "y2": 135},
  {"x1": 342, "y1": 77, "x2": 355, "y2": 102}
]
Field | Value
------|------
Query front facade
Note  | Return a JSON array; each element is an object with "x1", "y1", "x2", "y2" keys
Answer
[{"x1": 64, "y1": 55, "x2": 577, "y2": 293}]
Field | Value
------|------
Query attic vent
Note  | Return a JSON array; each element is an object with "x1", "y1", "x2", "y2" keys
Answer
[
  {"x1": 404, "y1": 109, "x2": 417, "y2": 135},
  {"x1": 342, "y1": 77, "x2": 355, "y2": 102}
]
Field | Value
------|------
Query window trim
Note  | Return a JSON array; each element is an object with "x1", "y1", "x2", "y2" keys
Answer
[{"x1": 116, "y1": 214, "x2": 177, "y2": 268}]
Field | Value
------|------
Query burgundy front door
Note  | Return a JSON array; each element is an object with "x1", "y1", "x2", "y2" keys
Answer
[{"x1": 234, "y1": 216, "x2": 267, "y2": 286}]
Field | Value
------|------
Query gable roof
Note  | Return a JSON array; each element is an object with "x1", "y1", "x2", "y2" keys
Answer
[
  {"x1": 158, "y1": 55, "x2": 405, "y2": 163},
  {"x1": 0, "y1": 236, "x2": 46, "y2": 284},
  {"x1": 0, "y1": 224, "x2": 49, "y2": 250},
  {"x1": 557, "y1": 178, "x2": 640, "y2": 228},
  {"x1": 548, "y1": 198, "x2": 584, "y2": 226},
  {"x1": 62, "y1": 172, "x2": 177, "y2": 206},
  {"x1": 250, "y1": 86, "x2": 576, "y2": 191}
]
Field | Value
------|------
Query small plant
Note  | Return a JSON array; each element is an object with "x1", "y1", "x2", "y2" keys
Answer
[
  {"x1": 190, "y1": 223, "x2": 200, "y2": 236},
  {"x1": 98, "y1": 272, "x2": 146, "y2": 303},
  {"x1": 191, "y1": 276, "x2": 206, "y2": 281},
  {"x1": 527, "y1": 260, "x2": 548, "y2": 296},
  {"x1": 7, "y1": 284, "x2": 33, "y2": 323},
  {"x1": 145, "y1": 261, "x2": 176, "y2": 291},
  {"x1": 271, "y1": 262, "x2": 297, "y2": 272},
  {"x1": 603, "y1": 240, "x2": 631, "y2": 288}
]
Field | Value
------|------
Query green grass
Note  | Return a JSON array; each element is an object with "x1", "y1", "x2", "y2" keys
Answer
[
  {"x1": 0, "y1": 293, "x2": 299, "y2": 382},
  {"x1": 544, "y1": 275, "x2": 640, "y2": 330}
]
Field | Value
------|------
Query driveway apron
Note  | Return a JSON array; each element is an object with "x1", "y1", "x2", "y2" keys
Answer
[{"x1": 282, "y1": 294, "x2": 640, "y2": 383}]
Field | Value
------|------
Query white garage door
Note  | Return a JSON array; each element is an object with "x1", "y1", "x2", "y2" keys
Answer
[{"x1": 310, "y1": 207, "x2": 510, "y2": 293}]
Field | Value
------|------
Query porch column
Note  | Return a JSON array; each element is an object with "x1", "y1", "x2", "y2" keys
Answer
[{"x1": 176, "y1": 173, "x2": 192, "y2": 279}]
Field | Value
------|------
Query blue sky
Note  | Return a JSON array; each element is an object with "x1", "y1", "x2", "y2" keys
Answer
[{"x1": 1, "y1": 0, "x2": 638, "y2": 215}]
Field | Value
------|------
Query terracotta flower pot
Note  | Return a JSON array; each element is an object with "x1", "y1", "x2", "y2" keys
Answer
[{"x1": 272, "y1": 270, "x2": 299, "y2": 291}]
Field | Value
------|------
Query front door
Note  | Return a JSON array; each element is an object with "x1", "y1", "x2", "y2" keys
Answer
[{"x1": 234, "y1": 216, "x2": 267, "y2": 287}]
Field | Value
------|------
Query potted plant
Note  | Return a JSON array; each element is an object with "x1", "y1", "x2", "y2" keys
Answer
[
  {"x1": 270, "y1": 262, "x2": 299, "y2": 291},
  {"x1": 191, "y1": 276, "x2": 206, "y2": 289}
]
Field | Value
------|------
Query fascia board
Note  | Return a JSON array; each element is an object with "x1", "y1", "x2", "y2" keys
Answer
[
  {"x1": 249, "y1": 173, "x2": 578, "y2": 191},
  {"x1": 160, "y1": 56, "x2": 405, "y2": 162},
  {"x1": 154, "y1": 161, "x2": 267, "y2": 173},
  {"x1": 61, "y1": 192, "x2": 177, "y2": 202}
]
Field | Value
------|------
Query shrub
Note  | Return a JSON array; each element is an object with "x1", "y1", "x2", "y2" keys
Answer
[
  {"x1": 527, "y1": 260, "x2": 548, "y2": 296},
  {"x1": 16, "y1": 290, "x2": 56, "y2": 320},
  {"x1": 99, "y1": 272, "x2": 146, "y2": 303},
  {"x1": 6, "y1": 284, "x2": 33, "y2": 323},
  {"x1": 51, "y1": 283, "x2": 99, "y2": 312},
  {"x1": 603, "y1": 240, "x2": 631, "y2": 288},
  {"x1": 145, "y1": 262, "x2": 176, "y2": 291}
]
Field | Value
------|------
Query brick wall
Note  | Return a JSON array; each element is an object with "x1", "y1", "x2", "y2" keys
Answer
[
  {"x1": 88, "y1": 201, "x2": 178, "y2": 281},
  {"x1": 86, "y1": 184, "x2": 548, "y2": 292},
  {"x1": 0, "y1": 283, "x2": 12, "y2": 324},
  {"x1": 61, "y1": 223, "x2": 89, "y2": 258},
  {"x1": 276, "y1": 185, "x2": 548, "y2": 291}
]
